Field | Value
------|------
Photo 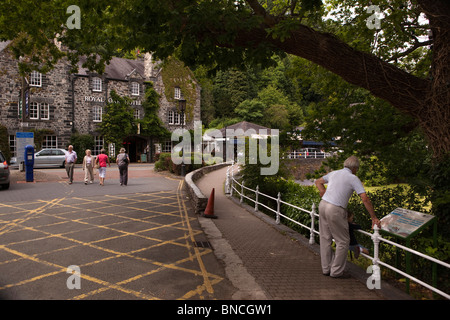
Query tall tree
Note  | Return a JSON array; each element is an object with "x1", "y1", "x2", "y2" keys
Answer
[
  {"x1": 138, "y1": 83, "x2": 170, "y2": 139},
  {"x1": 1, "y1": 0, "x2": 447, "y2": 159},
  {"x1": 99, "y1": 90, "x2": 135, "y2": 147}
]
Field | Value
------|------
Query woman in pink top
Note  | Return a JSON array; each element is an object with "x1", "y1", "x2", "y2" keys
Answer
[{"x1": 95, "y1": 148, "x2": 110, "y2": 186}]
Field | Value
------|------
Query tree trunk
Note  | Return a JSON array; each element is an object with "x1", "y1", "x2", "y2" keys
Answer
[{"x1": 417, "y1": 0, "x2": 450, "y2": 159}]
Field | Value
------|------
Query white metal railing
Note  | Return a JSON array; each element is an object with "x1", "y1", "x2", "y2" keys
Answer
[
  {"x1": 225, "y1": 163, "x2": 450, "y2": 300},
  {"x1": 286, "y1": 151, "x2": 330, "y2": 159}
]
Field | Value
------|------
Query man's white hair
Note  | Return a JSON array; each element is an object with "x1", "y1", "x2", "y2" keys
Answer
[{"x1": 344, "y1": 156, "x2": 360, "y2": 171}]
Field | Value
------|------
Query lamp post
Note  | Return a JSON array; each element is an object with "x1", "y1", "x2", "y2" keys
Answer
[{"x1": 178, "y1": 97, "x2": 186, "y2": 176}]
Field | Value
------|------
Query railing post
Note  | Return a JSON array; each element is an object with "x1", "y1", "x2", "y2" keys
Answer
[
  {"x1": 255, "y1": 185, "x2": 259, "y2": 212},
  {"x1": 240, "y1": 180, "x2": 244, "y2": 203},
  {"x1": 276, "y1": 192, "x2": 281, "y2": 224},
  {"x1": 225, "y1": 168, "x2": 230, "y2": 194},
  {"x1": 230, "y1": 163, "x2": 234, "y2": 197},
  {"x1": 368, "y1": 225, "x2": 381, "y2": 289},
  {"x1": 309, "y1": 203, "x2": 316, "y2": 245}
]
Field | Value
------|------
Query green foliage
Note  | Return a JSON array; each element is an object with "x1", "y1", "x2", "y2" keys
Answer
[
  {"x1": 138, "y1": 83, "x2": 170, "y2": 139},
  {"x1": 234, "y1": 99, "x2": 265, "y2": 124},
  {"x1": 29, "y1": 128, "x2": 55, "y2": 152},
  {"x1": 154, "y1": 152, "x2": 218, "y2": 175},
  {"x1": 69, "y1": 133, "x2": 95, "y2": 163},
  {"x1": 154, "y1": 152, "x2": 172, "y2": 172},
  {"x1": 0, "y1": 123, "x2": 11, "y2": 162},
  {"x1": 427, "y1": 155, "x2": 450, "y2": 237},
  {"x1": 160, "y1": 57, "x2": 197, "y2": 121},
  {"x1": 98, "y1": 90, "x2": 135, "y2": 146}
]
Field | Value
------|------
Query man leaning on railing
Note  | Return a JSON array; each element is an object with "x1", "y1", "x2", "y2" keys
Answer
[{"x1": 315, "y1": 156, "x2": 381, "y2": 279}]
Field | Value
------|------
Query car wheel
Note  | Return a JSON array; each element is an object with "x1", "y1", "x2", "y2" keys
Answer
[{"x1": 2, "y1": 183, "x2": 10, "y2": 190}]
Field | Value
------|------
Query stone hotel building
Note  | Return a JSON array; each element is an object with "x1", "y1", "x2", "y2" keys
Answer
[{"x1": 0, "y1": 41, "x2": 201, "y2": 162}]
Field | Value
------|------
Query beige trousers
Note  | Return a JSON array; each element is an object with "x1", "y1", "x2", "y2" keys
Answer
[
  {"x1": 84, "y1": 164, "x2": 94, "y2": 183},
  {"x1": 318, "y1": 200, "x2": 350, "y2": 277}
]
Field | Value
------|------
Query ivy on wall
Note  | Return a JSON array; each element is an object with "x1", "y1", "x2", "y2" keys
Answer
[{"x1": 160, "y1": 57, "x2": 196, "y2": 122}]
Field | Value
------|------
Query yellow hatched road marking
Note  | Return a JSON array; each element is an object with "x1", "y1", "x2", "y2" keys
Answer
[{"x1": 0, "y1": 186, "x2": 223, "y2": 299}]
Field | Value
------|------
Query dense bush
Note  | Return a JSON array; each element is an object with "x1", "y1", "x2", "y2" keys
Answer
[{"x1": 154, "y1": 152, "x2": 221, "y2": 175}]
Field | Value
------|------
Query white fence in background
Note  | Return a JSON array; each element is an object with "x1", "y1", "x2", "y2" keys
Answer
[
  {"x1": 286, "y1": 151, "x2": 330, "y2": 159},
  {"x1": 224, "y1": 163, "x2": 450, "y2": 300}
]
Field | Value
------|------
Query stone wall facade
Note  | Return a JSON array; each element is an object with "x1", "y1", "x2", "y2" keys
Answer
[{"x1": 0, "y1": 44, "x2": 201, "y2": 161}]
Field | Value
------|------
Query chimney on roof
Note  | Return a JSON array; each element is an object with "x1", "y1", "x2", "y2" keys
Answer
[{"x1": 144, "y1": 52, "x2": 153, "y2": 80}]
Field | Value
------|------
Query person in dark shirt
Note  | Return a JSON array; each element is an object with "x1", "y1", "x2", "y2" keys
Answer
[{"x1": 348, "y1": 211, "x2": 369, "y2": 259}]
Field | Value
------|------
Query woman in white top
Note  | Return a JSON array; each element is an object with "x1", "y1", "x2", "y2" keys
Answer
[{"x1": 82, "y1": 149, "x2": 95, "y2": 184}]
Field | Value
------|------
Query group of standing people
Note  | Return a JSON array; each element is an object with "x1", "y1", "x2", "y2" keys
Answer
[{"x1": 65, "y1": 145, "x2": 130, "y2": 186}]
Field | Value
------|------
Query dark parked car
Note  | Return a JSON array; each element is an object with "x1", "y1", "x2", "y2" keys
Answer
[{"x1": 0, "y1": 150, "x2": 10, "y2": 189}]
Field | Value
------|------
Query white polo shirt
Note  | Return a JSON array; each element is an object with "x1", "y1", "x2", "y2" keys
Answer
[{"x1": 321, "y1": 167, "x2": 366, "y2": 208}]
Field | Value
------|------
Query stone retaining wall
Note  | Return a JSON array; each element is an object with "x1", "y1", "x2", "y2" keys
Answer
[{"x1": 184, "y1": 163, "x2": 230, "y2": 214}]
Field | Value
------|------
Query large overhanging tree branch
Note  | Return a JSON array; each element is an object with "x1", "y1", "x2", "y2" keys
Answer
[
  {"x1": 0, "y1": 0, "x2": 448, "y2": 158},
  {"x1": 237, "y1": 0, "x2": 448, "y2": 160}
]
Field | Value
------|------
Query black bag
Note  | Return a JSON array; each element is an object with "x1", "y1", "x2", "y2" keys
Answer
[{"x1": 119, "y1": 153, "x2": 129, "y2": 166}]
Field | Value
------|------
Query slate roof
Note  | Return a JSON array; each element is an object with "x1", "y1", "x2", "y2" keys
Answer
[
  {"x1": 76, "y1": 56, "x2": 146, "y2": 80},
  {"x1": 0, "y1": 41, "x2": 11, "y2": 53},
  {"x1": 219, "y1": 121, "x2": 275, "y2": 136}
]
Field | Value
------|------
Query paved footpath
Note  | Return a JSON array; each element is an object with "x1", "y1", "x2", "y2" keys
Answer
[{"x1": 196, "y1": 166, "x2": 412, "y2": 300}]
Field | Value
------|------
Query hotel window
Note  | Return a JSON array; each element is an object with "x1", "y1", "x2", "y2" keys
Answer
[
  {"x1": 94, "y1": 136, "x2": 104, "y2": 155},
  {"x1": 168, "y1": 110, "x2": 185, "y2": 125},
  {"x1": 9, "y1": 135, "x2": 16, "y2": 157},
  {"x1": 93, "y1": 105, "x2": 102, "y2": 122},
  {"x1": 163, "y1": 140, "x2": 172, "y2": 153},
  {"x1": 42, "y1": 136, "x2": 57, "y2": 149},
  {"x1": 92, "y1": 77, "x2": 102, "y2": 92},
  {"x1": 134, "y1": 109, "x2": 140, "y2": 120},
  {"x1": 40, "y1": 103, "x2": 50, "y2": 120},
  {"x1": 174, "y1": 87, "x2": 181, "y2": 100},
  {"x1": 168, "y1": 110, "x2": 174, "y2": 124},
  {"x1": 30, "y1": 71, "x2": 42, "y2": 87},
  {"x1": 29, "y1": 102, "x2": 39, "y2": 119},
  {"x1": 131, "y1": 82, "x2": 140, "y2": 96}
]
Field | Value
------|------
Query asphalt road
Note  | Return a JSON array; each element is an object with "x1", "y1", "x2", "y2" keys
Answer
[{"x1": 0, "y1": 165, "x2": 236, "y2": 300}]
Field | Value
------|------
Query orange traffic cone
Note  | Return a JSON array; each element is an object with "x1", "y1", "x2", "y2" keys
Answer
[{"x1": 203, "y1": 188, "x2": 218, "y2": 219}]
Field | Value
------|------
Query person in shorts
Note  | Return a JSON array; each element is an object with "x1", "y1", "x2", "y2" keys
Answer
[{"x1": 95, "y1": 148, "x2": 110, "y2": 186}]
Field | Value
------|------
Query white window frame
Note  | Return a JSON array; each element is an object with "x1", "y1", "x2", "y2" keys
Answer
[
  {"x1": 94, "y1": 136, "x2": 104, "y2": 155},
  {"x1": 93, "y1": 105, "x2": 102, "y2": 122},
  {"x1": 174, "y1": 87, "x2": 181, "y2": 100},
  {"x1": 163, "y1": 140, "x2": 172, "y2": 153},
  {"x1": 131, "y1": 82, "x2": 140, "y2": 96},
  {"x1": 9, "y1": 135, "x2": 16, "y2": 157},
  {"x1": 29, "y1": 102, "x2": 39, "y2": 119},
  {"x1": 174, "y1": 112, "x2": 181, "y2": 125},
  {"x1": 42, "y1": 135, "x2": 58, "y2": 149},
  {"x1": 92, "y1": 77, "x2": 102, "y2": 92},
  {"x1": 134, "y1": 109, "x2": 140, "y2": 120},
  {"x1": 30, "y1": 71, "x2": 42, "y2": 87},
  {"x1": 168, "y1": 110, "x2": 174, "y2": 124},
  {"x1": 40, "y1": 103, "x2": 50, "y2": 120}
]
